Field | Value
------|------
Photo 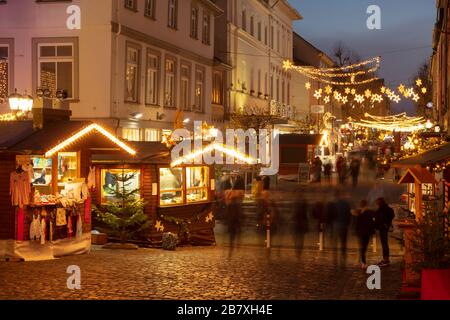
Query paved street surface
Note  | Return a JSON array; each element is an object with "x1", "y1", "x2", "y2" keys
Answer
[
  {"x1": 0, "y1": 246, "x2": 403, "y2": 300},
  {"x1": 0, "y1": 168, "x2": 406, "y2": 300}
]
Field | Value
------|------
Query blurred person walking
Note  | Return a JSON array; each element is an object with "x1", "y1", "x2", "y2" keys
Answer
[
  {"x1": 226, "y1": 175, "x2": 245, "y2": 258},
  {"x1": 350, "y1": 157, "x2": 361, "y2": 187},
  {"x1": 374, "y1": 198, "x2": 395, "y2": 267},
  {"x1": 334, "y1": 190, "x2": 352, "y2": 268},
  {"x1": 354, "y1": 200, "x2": 376, "y2": 270},
  {"x1": 293, "y1": 195, "x2": 309, "y2": 259}
]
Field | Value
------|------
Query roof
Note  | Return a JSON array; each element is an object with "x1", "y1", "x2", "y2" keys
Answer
[
  {"x1": 0, "y1": 121, "x2": 136, "y2": 156},
  {"x1": 392, "y1": 142, "x2": 450, "y2": 168},
  {"x1": 92, "y1": 142, "x2": 171, "y2": 164},
  {"x1": 0, "y1": 121, "x2": 34, "y2": 149},
  {"x1": 279, "y1": 134, "x2": 323, "y2": 145},
  {"x1": 398, "y1": 168, "x2": 437, "y2": 184}
]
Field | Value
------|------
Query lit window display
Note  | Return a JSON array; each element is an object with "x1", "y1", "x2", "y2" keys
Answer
[
  {"x1": 159, "y1": 168, "x2": 183, "y2": 206},
  {"x1": 101, "y1": 169, "x2": 141, "y2": 204},
  {"x1": 31, "y1": 152, "x2": 78, "y2": 187},
  {"x1": 186, "y1": 167, "x2": 209, "y2": 203}
]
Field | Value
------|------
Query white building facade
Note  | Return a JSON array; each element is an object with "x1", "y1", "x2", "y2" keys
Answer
[
  {"x1": 214, "y1": 0, "x2": 301, "y2": 119},
  {"x1": 0, "y1": 0, "x2": 224, "y2": 141}
]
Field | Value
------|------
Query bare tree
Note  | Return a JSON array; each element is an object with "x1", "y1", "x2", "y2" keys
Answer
[{"x1": 332, "y1": 41, "x2": 361, "y2": 67}]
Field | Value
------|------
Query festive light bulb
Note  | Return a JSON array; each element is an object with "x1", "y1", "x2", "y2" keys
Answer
[
  {"x1": 305, "y1": 82, "x2": 311, "y2": 90},
  {"x1": 364, "y1": 89, "x2": 372, "y2": 98},
  {"x1": 345, "y1": 88, "x2": 351, "y2": 94},
  {"x1": 421, "y1": 87, "x2": 427, "y2": 94},
  {"x1": 324, "y1": 96, "x2": 330, "y2": 104},
  {"x1": 354, "y1": 94, "x2": 365, "y2": 104},
  {"x1": 416, "y1": 79, "x2": 423, "y2": 87},
  {"x1": 398, "y1": 84, "x2": 405, "y2": 93},
  {"x1": 313, "y1": 89, "x2": 322, "y2": 100},
  {"x1": 325, "y1": 85, "x2": 333, "y2": 95}
]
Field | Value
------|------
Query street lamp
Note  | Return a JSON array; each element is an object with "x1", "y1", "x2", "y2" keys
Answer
[
  {"x1": 8, "y1": 89, "x2": 33, "y2": 112},
  {"x1": 8, "y1": 89, "x2": 21, "y2": 111}
]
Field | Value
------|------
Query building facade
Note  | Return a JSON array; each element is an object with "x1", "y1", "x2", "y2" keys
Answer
[
  {"x1": 0, "y1": 0, "x2": 224, "y2": 141},
  {"x1": 431, "y1": 0, "x2": 450, "y2": 134},
  {"x1": 214, "y1": 0, "x2": 301, "y2": 119}
]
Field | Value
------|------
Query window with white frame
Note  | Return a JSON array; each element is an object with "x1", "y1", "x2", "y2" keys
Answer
[
  {"x1": 180, "y1": 64, "x2": 190, "y2": 111},
  {"x1": 122, "y1": 128, "x2": 141, "y2": 141},
  {"x1": 168, "y1": 0, "x2": 178, "y2": 29},
  {"x1": 194, "y1": 67, "x2": 204, "y2": 112},
  {"x1": 164, "y1": 58, "x2": 176, "y2": 108},
  {"x1": 125, "y1": 44, "x2": 140, "y2": 103},
  {"x1": 202, "y1": 11, "x2": 211, "y2": 45},
  {"x1": 146, "y1": 52, "x2": 159, "y2": 105},
  {"x1": 190, "y1": 5, "x2": 199, "y2": 39},
  {"x1": 144, "y1": 128, "x2": 161, "y2": 142},
  {"x1": 0, "y1": 45, "x2": 9, "y2": 99},
  {"x1": 144, "y1": 0, "x2": 156, "y2": 19},
  {"x1": 38, "y1": 43, "x2": 74, "y2": 99}
]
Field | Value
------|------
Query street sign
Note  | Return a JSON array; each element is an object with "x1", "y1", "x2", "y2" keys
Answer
[{"x1": 311, "y1": 105, "x2": 325, "y2": 114}]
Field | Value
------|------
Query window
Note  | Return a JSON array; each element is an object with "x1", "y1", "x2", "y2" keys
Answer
[
  {"x1": 180, "y1": 64, "x2": 191, "y2": 111},
  {"x1": 159, "y1": 166, "x2": 209, "y2": 206},
  {"x1": 270, "y1": 26, "x2": 274, "y2": 49},
  {"x1": 38, "y1": 43, "x2": 74, "y2": 99},
  {"x1": 276, "y1": 77, "x2": 279, "y2": 101},
  {"x1": 160, "y1": 168, "x2": 183, "y2": 206},
  {"x1": 250, "y1": 16, "x2": 254, "y2": 36},
  {"x1": 0, "y1": 45, "x2": 9, "y2": 99},
  {"x1": 145, "y1": 52, "x2": 159, "y2": 105},
  {"x1": 186, "y1": 167, "x2": 209, "y2": 203},
  {"x1": 257, "y1": 70, "x2": 261, "y2": 94},
  {"x1": 264, "y1": 26, "x2": 268, "y2": 45},
  {"x1": 124, "y1": 0, "x2": 137, "y2": 11},
  {"x1": 144, "y1": 128, "x2": 161, "y2": 142},
  {"x1": 202, "y1": 11, "x2": 211, "y2": 45},
  {"x1": 212, "y1": 71, "x2": 223, "y2": 105},
  {"x1": 122, "y1": 128, "x2": 141, "y2": 141},
  {"x1": 282, "y1": 80, "x2": 285, "y2": 104},
  {"x1": 257, "y1": 22, "x2": 262, "y2": 41},
  {"x1": 125, "y1": 44, "x2": 140, "y2": 103},
  {"x1": 101, "y1": 169, "x2": 141, "y2": 204},
  {"x1": 242, "y1": 10, "x2": 246, "y2": 31},
  {"x1": 144, "y1": 0, "x2": 156, "y2": 19},
  {"x1": 31, "y1": 153, "x2": 78, "y2": 190},
  {"x1": 287, "y1": 82, "x2": 290, "y2": 105},
  {"x1": 190, "y1": 6, "x2": 199, "y2": 39},
  {"x1": 168, "y1": 0, "x2": 178, "y2": 29},
  {"x1": 164, "y1": 58, "x2": 176, "y2": 108},
  {"x1": 194, "y1": 67, "x2": 204, "y2": 112},
  {"x1": 277, "y1": 28, "x2": 280, "y2": 52},
  {"x1": 270, "y1": 75, "x2": 273, "y2": 98}
]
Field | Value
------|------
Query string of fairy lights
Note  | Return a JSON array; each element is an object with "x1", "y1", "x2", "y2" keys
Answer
[{"x1": 283, "y1": 57, "x2": 428, "y2": 106}]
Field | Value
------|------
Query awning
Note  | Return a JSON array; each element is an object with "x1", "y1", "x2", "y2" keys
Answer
[
  {"x1": 392, "y1": 142, "x2": 450, "y2": 168},
  {"x1": 398, "y1": 167, "x2": 437, "y2": 184}
]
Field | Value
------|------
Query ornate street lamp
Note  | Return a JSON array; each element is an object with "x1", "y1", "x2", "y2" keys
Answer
[
  {"x1": 8, "y1": 89, "x2": 21, "y2": 111},
  {"x1": 8, "y1": 89, "x2": 33, "y2": 114}
]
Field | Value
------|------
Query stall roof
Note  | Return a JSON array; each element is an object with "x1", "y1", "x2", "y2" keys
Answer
[
  {"x1": 398, "y1": 167, "x2": 437, "y2": 184},
  {"x1": 0, "y1": 121, "x2": 136, "y2": 155},
  {"x1": 392, "y1": 142, "x2": 450, "y2": 168},
  {"x1": 92, "y1": 142, "x2": 171, "y2": 164},
  {"x1": 279, "y1": 134, "x2": 323, "y2": 145}
]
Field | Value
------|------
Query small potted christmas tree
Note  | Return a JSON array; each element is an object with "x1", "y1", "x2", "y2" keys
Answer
[
  {"x1": 411, "y1": 206, "x2": 450, "y2": 300},
  {"x1": 94, "y1": 169, "x2": 150, "y2": 249}
]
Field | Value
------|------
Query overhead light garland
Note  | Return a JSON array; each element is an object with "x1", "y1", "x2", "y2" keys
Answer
[{"x1": 353, "y1": 112, "x2": 427, "y2": 133}]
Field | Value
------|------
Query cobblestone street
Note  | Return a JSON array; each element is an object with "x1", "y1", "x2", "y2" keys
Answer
[{"x1": 0, "y1": 245, "x2": 403, "y2": 300}]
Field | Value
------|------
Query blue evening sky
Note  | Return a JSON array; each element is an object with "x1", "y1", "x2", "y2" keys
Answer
[{"x1": 289, "y1": 0, "x2": 436, "y2": 114}]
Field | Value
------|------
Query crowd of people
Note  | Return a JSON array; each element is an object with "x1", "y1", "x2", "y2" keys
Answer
[
  {"x1": 310, "y1": 156, "x2": 362, "y2": 187},
  {"x1": 216, "y1": 172, "x2": 396, "y2": 269}
]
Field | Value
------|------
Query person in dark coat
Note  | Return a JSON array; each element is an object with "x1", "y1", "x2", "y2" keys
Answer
[
  {"x1": 355, "y1": 200, "x2": 376, "y2": 269},
  {"x1": 334, "y1": 190, "x2": 352, "y2": 267},
  {"x1": 350, "y1": 157, "x2": 361, "y2": 187},
  {"x1": 293, "y1": 195, "x2": 309, "y2": 259},
  {"x1": 226, "y1": 176, "x2": 245, "y2": 258},
  {"x1": 374, "y1": 198, "x2": 395, "y2": 266}
]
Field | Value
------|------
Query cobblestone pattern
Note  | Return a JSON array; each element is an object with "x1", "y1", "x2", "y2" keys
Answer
[{"x1": 0, "y1": 246, "x2": 402, "y2": 300}]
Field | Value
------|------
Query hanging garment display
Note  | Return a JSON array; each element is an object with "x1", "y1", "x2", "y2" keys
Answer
[
  {"x1": 29, "y1": 214, "x2": 41, "y2": 241},
  {"x1": 40, "y1": 218, "x2": 46, "y2": 245},
  {"x1": 16, "y1": 208, "x2": 25, "y2": 241},
  {"x1": 10, "y1": 170, "x2": 31, "y2": 208},
  {"x1": 84, "y1": 197, "x2": 91, "y2": 224},
  {"x1": 56, "y1": 208, "x2": 67, "y2": 226},
  {"x1": 87, "y1": 166, "x2": 96, "y2": 190},
  {"x1": 67, "y1": 216, "x2": 73, "y2": 238},
  {"x1": 81, "y1": 183, "x2": 90, "y2": 200}
]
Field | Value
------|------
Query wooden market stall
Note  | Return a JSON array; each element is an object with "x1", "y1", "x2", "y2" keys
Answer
[
  {"x1": 0, "y1": 111, "x2": 136, "y2": 261},
  {"x1": 91, "y1": 141, "x2": 217, "y2": 247}
]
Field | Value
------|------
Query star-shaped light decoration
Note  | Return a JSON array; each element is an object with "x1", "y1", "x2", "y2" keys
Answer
[
  {"x1": 341, "y1": 96, "x2": 348, "y2": 104},
  {"x1": 313, "y1": 89, "x2": 322, "y2": 100},
  {"x1": 205, "y1": 212, "x2": 214, "y2": 223},
  {"x1": 412, "y1": 94, "x2": 420, "y2": 102},
  {"x1": 351, "y1": 88, "x2": 356, "y2": 95},
  {"x1": 305, "y1": 82, "x2": 311, "y2": 90},
  {"x1": 393, "y1": 95, "x2": 401, "y2": 103},
  {"x1": 345, "y1": 87, "x2": 351, "y2": 95},
  {"x1": 421, "y1": 87, "x2": 427, "y2": 94},
  {"x1": 380, "y1": 87, "x2": 386, "y2": 94},
  {"x1": 354, "y1": 94, "x2": 365, "y2": 104},
  {"x1": 350, "y1": 75, "x2": 356, "y2": 83},
  {"x1": 398, "y1": 84, "x2": 405, "y2": 94},
  {"x1": 404, "y1": 88, "x2": 414, "y2": 98},
  {"x1": 324, "y1": 96, "x2": 330, "y2": 104},
  {"x1": 325, "y1": 85, "x2": 333, "y2": 95},
  {"x1": 155, "y1": 220, "x2": 165, "y2": 232},
  {"x1": 283, "y1": 60, "x2": 292, "y2": 71},
  {"x1": 416, "y1": 78, "x2": 423, "y2": 87},
  {"x1": 333, "y1": 91, "x2": 342, "y2": 101},
  {"x1": 364, "y1": 89, "x2": 372, "y2": 98},
  {"x1": 371, "y1": 94, "x2": 383, "y2": 103}
]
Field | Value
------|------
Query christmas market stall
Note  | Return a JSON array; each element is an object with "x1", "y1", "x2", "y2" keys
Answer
[
  {"x1": 91, "y1": 141, "x2": 217, "y2": 247},
  {"x1": 0, "y1": 111, "x2": 136, "y2": 261}
]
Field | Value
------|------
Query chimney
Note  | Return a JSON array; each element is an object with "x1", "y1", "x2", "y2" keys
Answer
[{"x1": 32, "y1": 97, "x2": 72, "y2": 130}]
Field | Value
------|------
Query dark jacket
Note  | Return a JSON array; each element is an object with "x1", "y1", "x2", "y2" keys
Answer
[
  {"x1": 335, "y1": 199, "x2": 352, "y2": 229},
  {"x1": 356, "y1": 209, "x2": 376, "y2": 236},
  {"x1": 374, "y1": 204, "x2": 395, "y2": 231}
]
